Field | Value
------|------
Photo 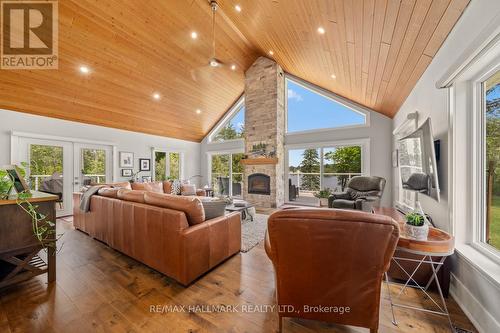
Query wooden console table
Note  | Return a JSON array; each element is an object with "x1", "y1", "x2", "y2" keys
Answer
[{"x1": 0, "y1": 191, "x2": 58, "y2": 289}]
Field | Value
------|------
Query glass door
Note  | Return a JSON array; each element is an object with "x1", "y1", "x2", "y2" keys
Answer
[
  {"x1": 73, "y1": 143, "x2": 112, "y2": 190},
  {"x1": 17, "y1": 138, "x2": 73, "y2": 217}
]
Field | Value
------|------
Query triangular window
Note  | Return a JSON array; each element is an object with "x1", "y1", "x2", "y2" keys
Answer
[
  {"x1": 212, "y1": 98, "x2": 245, "y2": 142},
  {"x1": 286, "y1": 78, "x2": 367, "y2": 133}
]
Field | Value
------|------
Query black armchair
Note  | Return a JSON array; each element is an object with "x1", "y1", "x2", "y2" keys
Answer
[{"x1": 328, "y1": 176, "x2": 386, "y2": 211}]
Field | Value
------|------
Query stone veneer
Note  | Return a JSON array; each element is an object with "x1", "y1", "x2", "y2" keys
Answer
[{"x1": 242, "y1": 57, "x2": 285, "y2": 208}]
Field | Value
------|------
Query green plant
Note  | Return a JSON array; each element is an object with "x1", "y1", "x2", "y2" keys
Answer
[
  {"x1": 405, "y1": 212, "x2": 425, "y2": 226},
  {"x1": 0, "y1": 164, "x2": 61, "y2": 252},
  {"x1": 314, "y1": 188, "x2": 332, "y2": 199}
]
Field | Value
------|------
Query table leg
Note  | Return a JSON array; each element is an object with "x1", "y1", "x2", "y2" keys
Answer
[
  {"x1": 385, "y1": 272, "x2": 398, "y2": 326},
  {"x1": 429, "y1": 257, "x2": 454, "y2": 332},
  {"x1": 47, "y1": 246, "x2": 56, "y2": 283}
]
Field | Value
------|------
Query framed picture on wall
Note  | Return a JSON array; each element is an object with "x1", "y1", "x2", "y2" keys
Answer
[
  {"x1": 121, "y1": 169, "x2": 132, "y2": 177},
  {"x1": 139, "y1": 158, "x2": 150, "y2": 171},
  {"x1": 142, "y1": 176, "x2": 152, "y2": 182},
  {"x1": 119, "y1": 152, "x2": 134, "y2": 168}
]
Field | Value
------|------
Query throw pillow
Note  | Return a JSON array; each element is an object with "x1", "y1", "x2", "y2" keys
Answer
[
  {"x1": 181, "y1": 184, "x2": 196, "y2": 196},
  {"x1": 201, "y1": 199, "x2": 227, "y2": 220},
  {"x1": 170, "y1": 180, "x2": 181, "y2": 195}
]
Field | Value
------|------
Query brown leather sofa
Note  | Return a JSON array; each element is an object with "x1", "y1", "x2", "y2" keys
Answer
[
  {"x1": 73, "y1": 187, "x2": 241, "y2": 286},
  {"x1": 265, "y1": 208, "x2": 399, "y2": 333}
]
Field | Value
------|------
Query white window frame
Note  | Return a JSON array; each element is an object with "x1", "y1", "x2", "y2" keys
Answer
[
  {"x1": 285, "y1": 74, "x2": 370, "y2": 135},
  {"x1": 284, "y1": 138, "x2": 370, "y2": 204},
  {"x1": 471, "y1": 62, "x2": 500, "y2": 263},
  {"x1": 206, "y1": 149, "x2": 244, "y2": 197},
  {"x1": 208, "y1": 96, "x2": 245, "y2": 143},
  {"x1": 151, "y1": 148, "x2": 184, "y2": 181}
]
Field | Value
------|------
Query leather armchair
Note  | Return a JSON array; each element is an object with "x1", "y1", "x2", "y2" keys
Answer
[
  {"x1": 328, "y1": 176, "x2": 386, "y2": 211},
  {"x1": 265, "y1": 208, "x2": 399, "y2": 333}
]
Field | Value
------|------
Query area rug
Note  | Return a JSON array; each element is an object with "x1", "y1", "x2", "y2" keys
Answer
[{"x1": 241, "y1": 214, "x2": 269, "y2": 253}]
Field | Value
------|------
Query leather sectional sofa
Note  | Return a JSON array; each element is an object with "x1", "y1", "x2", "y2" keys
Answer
[{"x1": 73, "y1": 182, "x2": 241, "y2": 286}]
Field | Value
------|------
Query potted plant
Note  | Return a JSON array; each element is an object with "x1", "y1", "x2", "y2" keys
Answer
[
  {"x1": 314, "y1": 188, "x2": 332, "y2": 207},
  {"x1": 404, "y1": 212, "x2": 429, "y2": 240}
]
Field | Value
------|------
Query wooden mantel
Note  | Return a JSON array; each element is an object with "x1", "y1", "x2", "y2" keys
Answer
[{"x1": 241, "y1": 158, "x2": 278, "y2": 165}]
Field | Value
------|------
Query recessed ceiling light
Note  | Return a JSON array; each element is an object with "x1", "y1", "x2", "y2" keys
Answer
[
  {"x1": 196, "y1": 109, "x2": 201, "y2": 114},
  {"x1": 79, "y1": 66, "x2": 90, "y2": 74},
  {"x1": 235, "y1": 5, "x2": 242, "y2": 12},
  {"x1": 269, "y1": 50, "x2": 274, "y2": 56},
  {"x1": 231, "y1": 64, "x2": 236, "y2": 70},
  {"x1": 191, "y1": 31, "x2": 198, "y2": 39},
  {"x1": 153, "y1": 92, "x2": 161, "y2": 100},
  {"x1": 331, "y1": 74, "x2": 336, "y2": 79},
  {"x1": 317, "y1": 27, "x2": 326, "y2": 34}
]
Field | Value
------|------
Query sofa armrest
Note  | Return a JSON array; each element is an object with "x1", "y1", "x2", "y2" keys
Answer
[
  {"x1": 179, "y1": 212, "x2": 241, "y2": 285},
  {"x1": 328, "y1": 192, "x2": 350, "y2": 207}
]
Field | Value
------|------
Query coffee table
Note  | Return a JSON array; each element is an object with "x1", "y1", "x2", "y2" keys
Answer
[{"x1": 225, "y1": 203, "x2": 254, "y2": 221}]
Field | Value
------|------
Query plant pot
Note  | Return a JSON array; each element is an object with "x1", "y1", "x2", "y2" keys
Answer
[
  {"x1": 319, "y1": 198, "x2": 329, "y2": 207},
  {"x1": 405, "y1": 223, "x2": 429, "y2": 240}
]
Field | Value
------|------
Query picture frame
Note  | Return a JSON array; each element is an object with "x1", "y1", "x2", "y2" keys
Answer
[
  {"x1": 139, "y1": 158, "x2": 150, "y2": 171},
  {"x1": 119, "y1": 152, "x2": 134, "y2": 168},
  {"x1": 121, "y1": 169, "x2": 133, "y2": 177},
  {"x1": 142, "y1": 176, "x2": 152, "y2": 182},
  {"x1": 4, "y1": 165, "x2": 30, "y2": 194}
]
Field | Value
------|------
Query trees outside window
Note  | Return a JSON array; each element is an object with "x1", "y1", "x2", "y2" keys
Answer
[
  {"x1": 155, "y1": 151, "x2": 181, "y2": 181},
  {"x1": 212, "y1": 104, "x2": 245, "y2": 142}
]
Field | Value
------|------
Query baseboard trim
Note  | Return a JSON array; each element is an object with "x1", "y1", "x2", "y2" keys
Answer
[{"x1": 450, "y1": 273, "x2": 500, "y2": 333}]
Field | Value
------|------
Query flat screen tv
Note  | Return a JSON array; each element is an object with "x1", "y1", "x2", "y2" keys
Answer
[{"x1": 398, "y1": 118, "x2": 440, "y2": 202}]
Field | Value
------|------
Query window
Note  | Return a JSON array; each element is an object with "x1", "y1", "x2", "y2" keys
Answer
[
  {"x1": 287, "y1": 141, "x2": 366, "y2": 205},
  {"x1": 29, "y1": 144, "x2": 63, "y2": 191},
  {"x1": 210, "y1": 152, "x2": 244, "y2": 197},
  {"x1": 211, "y1": 99, "x2": 245, "y2": 142},
  {"x1": 154, "y1": 151, "x2": 181, "y2": 181},
  {"x1": 483, "y1": 70, "x2": 500, "y2": 251},
  {"x1": 81, "y1": 148, "x2": 106, "y2": 184},
  {"x1": 286, "y1": 78, "x2": 366, "y2": 133}
]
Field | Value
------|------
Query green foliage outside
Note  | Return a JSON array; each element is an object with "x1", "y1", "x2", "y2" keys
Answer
[
  {"x1": 490, "y1": 196, "x2": 500, "y2": 250},
  {"x1": 324, "y1": 146, "x2": 361, "y2": 191},
  {"x1": 81, "y1": 149, "x2": 105, "y2": 175},
  {"x1": 155, "y1": 152, "x2": 180, "y2": 181},
  {"x1": 299, "y1": 149, "x2": 320, "y2": 191},
  {"x1": 210, "y1": 153, "x2": 244, "y2": 195},
  {"x1": 213, "y1": 123, "x2": 245, "y2": 142},
  {"x1": 29, "y1": 145, "x2": 63, "y2": 189}
]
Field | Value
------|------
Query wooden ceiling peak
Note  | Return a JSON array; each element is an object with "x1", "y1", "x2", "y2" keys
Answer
[{"x1": 0, "y1": 0, "x2": 469, "y2": 142}]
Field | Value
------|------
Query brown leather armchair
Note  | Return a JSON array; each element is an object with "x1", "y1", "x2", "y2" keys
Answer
[{"x1": 265, "y1": 208, "x2": 399, "y2": 332}]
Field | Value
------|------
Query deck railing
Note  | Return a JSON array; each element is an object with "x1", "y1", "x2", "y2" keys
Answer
[{"x1": 30, "y1": 174, "x2": 106, "y2": 190}]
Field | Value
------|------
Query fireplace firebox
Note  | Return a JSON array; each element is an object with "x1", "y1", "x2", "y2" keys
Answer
[{"x1": 248, "y1": 173, "x2": 271, "y2": 195}]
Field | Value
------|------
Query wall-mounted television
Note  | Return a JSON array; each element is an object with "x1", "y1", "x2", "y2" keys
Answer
[{"x1": 398, "y1": 118, "x2": 440, "y2": 202}]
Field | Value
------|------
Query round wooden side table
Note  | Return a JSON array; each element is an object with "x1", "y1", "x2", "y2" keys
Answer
[{"x1": 385, "y1": 225, "x2": 455, "y2": 332}]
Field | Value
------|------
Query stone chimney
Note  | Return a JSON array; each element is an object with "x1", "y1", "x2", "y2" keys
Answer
[{"x1": 243, "y1": 57, "x2": 285, "y2": 208}]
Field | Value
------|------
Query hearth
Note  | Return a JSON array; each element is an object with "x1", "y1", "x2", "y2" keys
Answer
[{"x1": 248, "y1": 173, "x2": 271, "y2": 195}]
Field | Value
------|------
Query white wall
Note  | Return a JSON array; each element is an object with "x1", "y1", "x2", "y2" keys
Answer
[
  {"x1": 201, "y1": 101, "x2": 393, "y2": 206},
  {"x1": 0, "y1": 108, "x2": 201, "y2": 184},
  {"x1": 392, "y1": 1, "x2": 500, "y2": 331}
]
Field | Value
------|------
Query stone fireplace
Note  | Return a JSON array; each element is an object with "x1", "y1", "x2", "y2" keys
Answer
[{"x1": 242, "y1": 57, "x2": 285, "y2": 208}]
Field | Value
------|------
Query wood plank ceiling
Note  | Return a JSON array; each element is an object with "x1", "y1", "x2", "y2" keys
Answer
[{"x1": 0, "y1": 0, "x2": 469, "y2": 142}]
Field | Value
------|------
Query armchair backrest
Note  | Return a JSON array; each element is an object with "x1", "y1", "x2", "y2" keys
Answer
[
  {"x1": 346, "y1": 176, "x2": 386, "y2": 199},
  {"x1": 266, "y1": 208, "x2": 399, "y2": 330}
]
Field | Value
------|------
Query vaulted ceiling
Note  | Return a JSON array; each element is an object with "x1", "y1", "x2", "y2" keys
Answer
[{"x1": 0, "y1": 0, "x2": 469, "y2": 142}]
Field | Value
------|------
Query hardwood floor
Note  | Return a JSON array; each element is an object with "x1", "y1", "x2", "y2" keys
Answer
[{"x1": 0, "y1": 217, "x2": 476, "y2": 333}]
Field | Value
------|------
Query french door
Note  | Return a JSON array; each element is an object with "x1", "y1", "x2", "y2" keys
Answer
[{"x1": 16, "y1": 137, "x2": 113, "y2": 217}]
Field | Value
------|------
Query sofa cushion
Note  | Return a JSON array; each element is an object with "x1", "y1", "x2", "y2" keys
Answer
[
  {"x1": 148, "y1": 181, "x2": 164, "y2": 193},
  {"x1": 117, "y1": 189, "x2": 146, "y2": 203},
  {"x1": 171, "y1": 180, "x2": 182, "y2": 195},
  {"x1": 97, "y1": 187, "x2": 120, "y2": 198},
  {"x1": 131, "y1": 182, "x2": 151, "y2": 191},
  {"x1": 163, "y1": 181, "x2": 172, "y2": 194},
  {"x1": 144, "y1": 192, "x2": 205, "y2": 225},
  {"x1": 181, "y1": 184, "x2": 196, "y2": 196},
  {"x1": 108, "y1": 181, "x2": 132, "y2": 190},
  {"x1": 201, "y1": 199, "x2": 227, "y2": 220}
]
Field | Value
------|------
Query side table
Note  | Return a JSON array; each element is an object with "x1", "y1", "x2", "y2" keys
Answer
[{"x1": 373, "y1": 207, "x2": 455, "y2": 332}]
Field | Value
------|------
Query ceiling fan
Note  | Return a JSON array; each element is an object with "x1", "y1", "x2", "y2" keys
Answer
[{"x1": 208, "y1": 0, "x2": 223, "y2": 68}]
